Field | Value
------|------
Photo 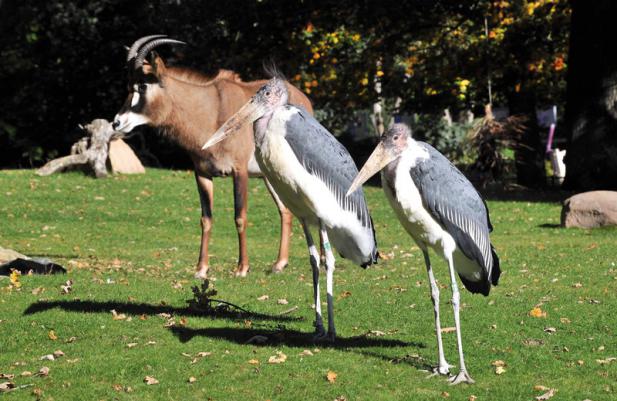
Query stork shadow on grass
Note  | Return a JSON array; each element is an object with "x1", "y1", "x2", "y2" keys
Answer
[
  {"x1": 169, "y1": 325, "x2": 425, "y2": 351},
  {"x1": 23, "y1": 299, "x2": 301, "y2": 324}
]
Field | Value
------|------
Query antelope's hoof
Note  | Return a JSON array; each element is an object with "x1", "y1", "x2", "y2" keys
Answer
[
  {"x1": 449, "y1": 371, "x2": 475, "y2": 385},
  {"x1": 234, "y1": 266, "x2": 250, "y2": 278},
  {"x1": 271, "y1": 260, "x2": 288, "y2": 274},
  {"x1": 194, "y1": 267, "x2": 209, "y2": 280}
]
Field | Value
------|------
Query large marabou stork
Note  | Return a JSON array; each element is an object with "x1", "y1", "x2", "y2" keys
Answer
[
  {"x1": 347, "y1": 123, "x2": 501, "y2": 385},
  {"x1": 202, "y1": 76, "x2": 378, "y2": 340}
]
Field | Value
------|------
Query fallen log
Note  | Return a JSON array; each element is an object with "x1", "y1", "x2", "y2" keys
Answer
[{"x1": 36, "y1": 119, "x2": 144, "y2": 177}]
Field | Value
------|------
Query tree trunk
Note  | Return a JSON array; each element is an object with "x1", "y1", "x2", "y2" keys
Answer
[
  {"x1": 508, "y1": 88, "x2": 546, "y2": 188},
  {"x1": 563, "y1": 0, "x2": 617, "y2": 190}
]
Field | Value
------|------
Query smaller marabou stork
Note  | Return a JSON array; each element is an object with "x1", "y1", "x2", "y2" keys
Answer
[
  {"x1": 202, "y1": 76, "x2": 378, "y2": 340},
  {"x1": 347, "y1": 123, "x2": 501, "y2": 385}
]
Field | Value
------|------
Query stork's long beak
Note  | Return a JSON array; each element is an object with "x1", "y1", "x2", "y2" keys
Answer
[
  {"x1": 201, "y1": 99, "x2": 266, "y2": 150},
  {"x1": 346, "y1": 142, "x2": 396, "y2": 196}
]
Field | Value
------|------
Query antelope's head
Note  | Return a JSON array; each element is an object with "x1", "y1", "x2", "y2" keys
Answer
[{"x1": 112, "y1": 35, "x2": 185, "y2": 133}]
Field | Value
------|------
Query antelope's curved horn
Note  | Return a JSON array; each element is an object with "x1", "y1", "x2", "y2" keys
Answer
[
  {"x1": 126, "y1": 34, "x2": 167, "y2": 63},
  {"x1": 134, "y1": 38, "x2": 186, "y2": 69}
]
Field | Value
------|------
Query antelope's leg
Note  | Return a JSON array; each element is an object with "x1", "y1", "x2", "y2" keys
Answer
[
  {"x1": 194, "y1": 173, "x2": 214, "y2": 279},
  {"x1": 263, "y1": 178, "x2": 292, "y2": 273},
  {"x1": 301, "y1": 221, "x2": 325, "y2": 337},
  {"x1": 233, "y1": 168, "x2": 250, "y2": 277},
  {"x1": 422, "y1": 250, "x2": 452, "y2": 377},
  {"x1": 319, "y1": 222, "x2": 336, "y2": 341}
]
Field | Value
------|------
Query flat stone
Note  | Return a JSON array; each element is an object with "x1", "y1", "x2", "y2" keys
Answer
[{"x1": 561, "y1": 191, "x2": 617, "y2": 228}]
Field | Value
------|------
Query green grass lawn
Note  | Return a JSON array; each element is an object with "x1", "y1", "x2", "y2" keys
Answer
[{"x1": 0, "y1": 169, "x2": 615, "y2": 401}]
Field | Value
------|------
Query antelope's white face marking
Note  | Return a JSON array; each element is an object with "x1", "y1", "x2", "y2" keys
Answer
[
  {"x1": 130, "y1": 91, "x2": 140, "y2": 107},
  {"x1": 112, "y1": 111, "x2": 151, "y2": 133},
  {"x1": 112, "y1": 82, "x2": 153, "y2": 133}
]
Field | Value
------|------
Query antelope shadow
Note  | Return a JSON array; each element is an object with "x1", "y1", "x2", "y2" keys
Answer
[
  {"x1": 168, "y1": 325, "x2": 425, "y2": 350},
  {"x1": 23, "y1": 299, "x2": 301, "y2": 323}
]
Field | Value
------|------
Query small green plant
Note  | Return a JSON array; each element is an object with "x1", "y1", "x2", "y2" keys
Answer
[{"x1": 187, "y1": 279, "x2": 249, "y2": 314}]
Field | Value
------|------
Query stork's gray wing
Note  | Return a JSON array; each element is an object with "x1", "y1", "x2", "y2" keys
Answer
[
  {"x1": 283, "y1": 106, "x2": 372, "y2": 230},
  {"x1": 411, "y1": 142, "x2": 499, "y2": 289}
]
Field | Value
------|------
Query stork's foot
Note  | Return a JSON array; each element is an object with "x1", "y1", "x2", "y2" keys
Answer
[
  {"x1": 313, "y1": 330, "x2": 336, "y2": 344},
  {"x1": 194, "y1": 266, "x2": 209, "y2": 280},
  {"x1": 234, "y1": 264, "x2": 250, "y2": 278},
  {"x1": 271, "y1": 259, "x2": 288, "y2": 274},
  {"x1": 449, "y1": 370, "x2": 475, "y2": 385},
  {"x1": 427, "y1": 362, "x2": 453, "y2": 377}
]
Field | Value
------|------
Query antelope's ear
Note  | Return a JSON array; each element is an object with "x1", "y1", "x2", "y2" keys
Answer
[{"x1": 149, "y1": 51, "x2": 167, "y2": 79}]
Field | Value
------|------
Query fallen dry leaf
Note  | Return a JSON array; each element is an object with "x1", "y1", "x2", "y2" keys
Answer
[
  {"x1": 366, "y1": 330, "x2": 386, "y2": 337},
  {"x1": 529, "y1": 307, "x2": 547, "y2": 318},
  {"x1": 111, "y1": 309, "x2": 127, "y2": 321},
  {"x1": 0, "y1": 382, "x2": 15, "y2": 392},
  {"x1": 596, "y1": 357, "x2": 617, "y2": 365},
  {"x1": 441, "y1": 391, "x2": 450, "y2": 398},
  {"x1": 188, "y1": 376, "x2": 197, "y2": 383},
  {"x1": 48, "y1": 330, "x2": 58, "y2": 341},
  {"x1": 440, "y1": 327, "x2": 456, "y2": 333},
  {"x1": 0, "y1": 374, "x2": 14, "y2": 380},
  {"x1": 299, "y1": 350, "x2": 314, "y2": 357},
  {"x1": 37, "y1": 367, "x2": 50, "y2": 377},
  {"x1": 196, "y1": 352, "x2": 212, "y2": 358},
  {"x1": 127, "y1": 343, "x2": 138, "y2": 348},
  {"x1": 40, "y1": 354, "x2": 54, "y2": 361},
  {"x1": 144, "y1": 376, "x2": 159, "y2": 385},
  {"x1": 339, "y1": 291, "x2": 352, "y2": 299},
  {"x1": 468, "y1": 396, "x2": 477, "y2": 401},
  {"x1": 535, "y1": 388, "x2": 557, "y2": 400},
  {"x1": 248, "y1": 359, "x2": 260, "y2": 365},
  {"x1": 533, "y1": 385, "x2": 549, "y2": 391},
  {"x1": 257, "y1": 295, "x2": 269, "y2": 301},
  {"x1": 53, "y1": 350, "x2": 64, "y2": 358},
  {"x1": 544, "y1": 327, "x2": 557, "y2": 334},
  {"x1": 491, "y1": 360, "x2": 506, "y2": 367},
  {"x1": 20, "y1": 371, "x2": 32, "y2": 377},
  {"x1": 277, "y1": 298, "x2": 289, "y2": 305},
  {"x1": 31, "y1": 287, "x2": 45, "y2": 296},
  {"x1": 326, "y1": 370, "x2": 337, "y2": 383},
  {"x1": 495, "y1": 366, "x2": 506, "y2": 375},
  {"x1": 268, "y1": 351, "x2": 287, "y2": 364},
  {"x1": 60, "y1": 280, "x2": 73, "y2": 294}
]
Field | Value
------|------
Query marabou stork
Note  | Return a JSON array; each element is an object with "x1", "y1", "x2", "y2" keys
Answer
[
  {"x1": 202, "y1": 76, "x2": 378, "y2": 340},
  {"x1": 347, "y1": 123, "x2": 501, "y2": 385}
]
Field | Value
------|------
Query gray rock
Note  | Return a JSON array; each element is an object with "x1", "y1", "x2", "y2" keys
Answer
[
  {"x1": 561, "y1": 191, "x2": 617, "y2": 228},
  {"x1": 0, "y1": 246, "x2": 29, "y2": 264}
]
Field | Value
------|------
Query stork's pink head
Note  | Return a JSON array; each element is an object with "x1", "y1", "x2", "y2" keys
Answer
[
  {"x1": 381, "y1": 123, "x2": 412, "y2": 156},
  {"x1": 201, "y1": 77, "x2": 289, "y2": 150}
]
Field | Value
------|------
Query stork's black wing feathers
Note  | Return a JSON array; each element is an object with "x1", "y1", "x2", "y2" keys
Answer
[
  {"x1": 410, "y1": 142, "x2": 500, "y2": 294},
  {"x1": 283, "y1": 106, "x2": 373, "y2": 230}
]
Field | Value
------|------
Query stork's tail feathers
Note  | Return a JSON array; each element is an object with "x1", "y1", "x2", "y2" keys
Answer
[
  {"x1": 459, "y1": 245, "x2": 501, "y2": 296},
  {"x1": 360, "y1": 215, "x2": 379, "y2": 269},
  {"x1": 490, "y1": 245, "x2": 501, "y2": 286}
]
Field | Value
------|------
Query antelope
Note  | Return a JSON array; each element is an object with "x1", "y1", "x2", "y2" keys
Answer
[{"x1": 112, "y1": 35, "x2": 314, "y2": 278}]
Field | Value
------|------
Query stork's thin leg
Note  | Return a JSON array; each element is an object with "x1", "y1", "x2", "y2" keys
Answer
[
  {"x1": 194, "y1": 173, "x2": 214, "y2": 279},
  {"x1": 301, "y1": 221, "x2": 325, "y2": 338},
  {"x1": 263, "y1": 178, "x2": 291, "y2": 273},
  {"x1": 320, "y1": 222, "x2": 336, "y2": 341},
  {"x1": 422, "y1": 250, "x2": 453, "y2": 376},
  {"x1": 446, "y1": 254, "x2": 475, "y2": 385},
  {"x1": 232, "y1": 169, "x2": 250, "y2": 277}
]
